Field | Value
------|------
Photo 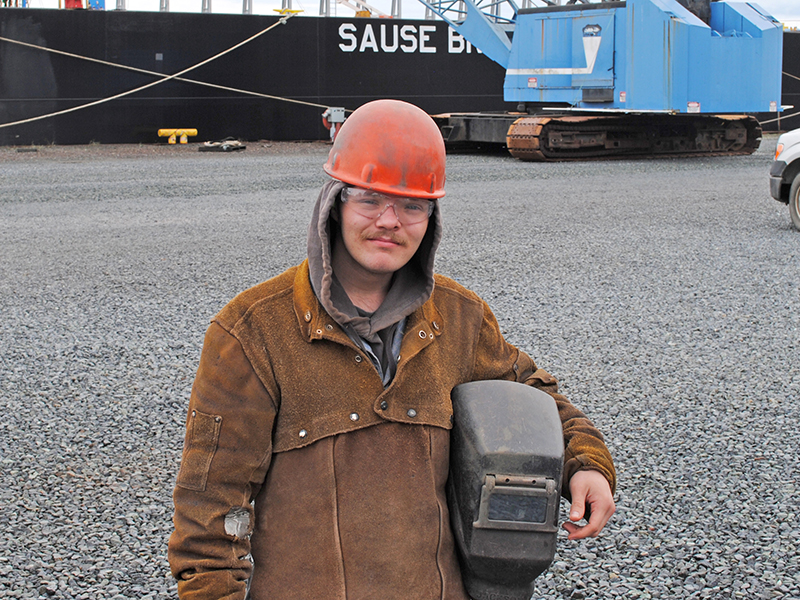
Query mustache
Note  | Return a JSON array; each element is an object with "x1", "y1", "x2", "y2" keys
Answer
[{"x1": 362, "y1": 232, "x2": 407, "y2": 246}]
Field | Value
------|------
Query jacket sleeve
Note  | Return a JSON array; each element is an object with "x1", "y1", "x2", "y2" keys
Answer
[
  {"x1": 470, "y1": 299, "x2": 616, "y2": 498},
  {"x1": 168, "y1": 321, "x2": 278, "y2": 600}
]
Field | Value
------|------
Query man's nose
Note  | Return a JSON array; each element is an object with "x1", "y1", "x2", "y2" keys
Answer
[{"x1": 374, "y1": 203, "x2": 401, "y2": 227}]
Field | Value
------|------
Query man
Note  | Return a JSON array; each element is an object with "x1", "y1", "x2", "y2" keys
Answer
[{"x1": 168, "y1": 99, "x2": 616, "y2": 600}]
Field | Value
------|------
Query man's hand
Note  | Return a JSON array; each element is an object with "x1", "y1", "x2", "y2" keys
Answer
[{"x1": 563, "y1": 469, "x2": 615, "y2": 540}]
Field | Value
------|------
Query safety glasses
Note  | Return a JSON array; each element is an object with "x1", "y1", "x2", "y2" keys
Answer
[{"x1": 341, "y1": 187, "x2": 434, "y2": 225}]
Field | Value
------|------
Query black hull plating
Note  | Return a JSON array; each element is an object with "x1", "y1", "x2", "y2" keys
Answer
[
  {"x1": 0, "y1": 9, "x2": 797, "y2": 146},
  {"x1": 0, "y1": 8, "x2": 509, "y2": 145}
]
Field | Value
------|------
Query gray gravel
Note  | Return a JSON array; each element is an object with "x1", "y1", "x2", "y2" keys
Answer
[{"x1": 1, "y1": 137, "x2": 798, "y2": 599}]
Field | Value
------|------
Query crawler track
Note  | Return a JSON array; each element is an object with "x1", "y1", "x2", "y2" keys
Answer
[{"x1": 506, "y1": 114, "x2": 762, "y2": 161}]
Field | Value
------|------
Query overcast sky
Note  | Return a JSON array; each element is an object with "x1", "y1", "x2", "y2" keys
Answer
[{"x1": 24, "y1": 0, "x2": 800, "y2": 22}]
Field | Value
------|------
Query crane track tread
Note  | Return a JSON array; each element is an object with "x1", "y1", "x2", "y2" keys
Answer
[{"x1": 506, "y1": 115, "x2": 762, "y2": 161}]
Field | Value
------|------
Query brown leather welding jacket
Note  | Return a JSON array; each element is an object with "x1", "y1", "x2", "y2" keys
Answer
[{"x1": 168, "y1": 259, "x2": 616, "y2": 600}]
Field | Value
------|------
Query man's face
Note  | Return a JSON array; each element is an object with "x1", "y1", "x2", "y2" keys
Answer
[{"x1": 335, "y1": 189, "x2": 431, "y2": 278}]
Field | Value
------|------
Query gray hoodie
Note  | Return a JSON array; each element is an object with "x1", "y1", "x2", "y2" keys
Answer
[{"x1": 307, "y1": 179, "x2": 443, "y2": 385}]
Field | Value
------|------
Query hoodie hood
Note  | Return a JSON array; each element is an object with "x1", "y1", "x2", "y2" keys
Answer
[{"x1": 307, "y1": 179, "x2": 442, "y2": 339}]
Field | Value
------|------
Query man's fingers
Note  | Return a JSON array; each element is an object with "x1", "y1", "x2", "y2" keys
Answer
[
  {"x1": 565, "y1": 470, "x2": 616, "y2": 540},
  {"x1": 569, "y1": 496, "x2": 586, "y2": 522},
  {"x1": 562, "y1": 520, "x2": 595, "y2": 540}
]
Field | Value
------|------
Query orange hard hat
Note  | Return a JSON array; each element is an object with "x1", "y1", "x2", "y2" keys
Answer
[{"x1": 323, "y1": 99, "x2": 446, "y2": 199}]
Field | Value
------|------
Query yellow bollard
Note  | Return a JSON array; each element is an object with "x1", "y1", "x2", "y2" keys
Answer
[{"x1": 158, "y1": 129, "x2": 198, "y2": 144}]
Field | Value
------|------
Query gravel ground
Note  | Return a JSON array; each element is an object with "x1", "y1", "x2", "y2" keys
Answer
[{"x1": 1, "y1": 136, "x2": 798, "y2": 600}]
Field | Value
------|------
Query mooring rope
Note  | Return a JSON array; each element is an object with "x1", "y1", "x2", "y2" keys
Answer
[
  {"x1": 756, "y1": 70, "x2": 800, "y2": 125},
  {"x1": 760, "y1": 110, "x2": 800, "y2": 126},
  {"x1": 0, "y1": 13, "x2": 338, "y2": 131},
  {"x1": 760, "y1": 72, "x2": 800, "y2": 126},
  {"x1": 0, "y1": 26, "x2": 333, "y2": 113}
]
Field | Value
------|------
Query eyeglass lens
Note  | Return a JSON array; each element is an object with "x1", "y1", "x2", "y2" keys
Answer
[{"x1": 343, "y1": 189, "x2": 433, "y2": 225}]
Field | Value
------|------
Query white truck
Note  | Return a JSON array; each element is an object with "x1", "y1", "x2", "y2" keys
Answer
[{"x1": 770, "y1": 128, "x2": 800, "y2": 230}]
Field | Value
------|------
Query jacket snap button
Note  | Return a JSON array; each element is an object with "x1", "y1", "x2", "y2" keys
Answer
[
  {"x1": 432, "y1": 321, "x2": 439, "y2": 330},
  {"x1": 316, "y1": 329, "x2": 323, "y2": 335},
  {"x1": 326, "y1": 324, "x2": 334, "y2": 331},
  {"x1": 407, "y1": 409, "x2": 417, "y2": 418},
  {"x1": 299, "y1": 429, "x2": 308, "y2": 438},
  {"x1": 380, "y1": 401, "x2": 388, "y2": 411},
  {"x1": 350, "y1": 412, "x2": 359, "y2": 421},
  {"x1": 418, "y1": 330, "x2": 426, "y2": 339},
  {"x1": 355, "y1": 355, "x2": 363, "y2": 363},
  {"x1": 304, "y1": 311, "x2": 312, "y2": 322}
]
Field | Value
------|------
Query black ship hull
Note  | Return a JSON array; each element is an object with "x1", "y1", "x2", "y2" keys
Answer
[
  {"x1": 1, "y1": 8, "x2": 798, "y2": 147},
  {"x1": 0, "y1": 8, "x2": 509, "y2": 145}
]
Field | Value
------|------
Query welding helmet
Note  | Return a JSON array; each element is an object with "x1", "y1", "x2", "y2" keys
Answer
[
  {"x1": 448, "y1": 380, "x2": 564, "y2": 600},
  {"x1": 322, "y1": 99, "x2": 446, "y2": 199}
]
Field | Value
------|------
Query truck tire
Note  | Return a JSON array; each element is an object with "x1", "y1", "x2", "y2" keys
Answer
[{"x1": 791, "y1": 173, "x2": 800, "y2": 231}]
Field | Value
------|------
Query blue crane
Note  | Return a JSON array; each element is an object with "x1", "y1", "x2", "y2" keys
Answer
[{"x1": 418, "y1": 0, "x2": 784, "y2": 160}]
